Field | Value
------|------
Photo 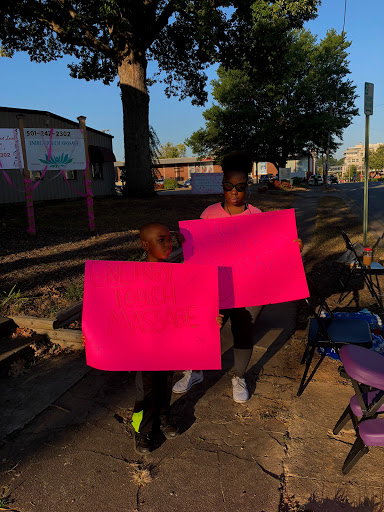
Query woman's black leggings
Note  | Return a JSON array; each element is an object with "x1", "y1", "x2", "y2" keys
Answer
[{"x1": 220, "y1": 306, "x2": 264, "y2": 378}]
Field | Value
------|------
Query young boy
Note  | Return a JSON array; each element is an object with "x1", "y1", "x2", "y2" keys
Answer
[
  {"x1": 132, "y1": 222, "x2": 223, "y2": 454},
  {"x1": 133, "y1": 222, "x2": 223, "y2": 454},
  {"x1": 132, "y1": 222, "x2": 178, "y2": 454}
]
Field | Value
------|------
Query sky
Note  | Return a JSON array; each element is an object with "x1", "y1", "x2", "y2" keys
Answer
[{"x1": 1, "y1": 0, "x2": 384, "y2": 162}]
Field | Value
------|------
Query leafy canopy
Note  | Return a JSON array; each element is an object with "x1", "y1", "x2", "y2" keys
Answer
[
  {"x1": 0, "y1": 0, "x2": 319, "y2": 100},
  {"x1": 187, "y1": 28, "x2": 358, "y2": 168},
  {"x1": 158, "y1": 142, "x2": 187, "y2": 159}
]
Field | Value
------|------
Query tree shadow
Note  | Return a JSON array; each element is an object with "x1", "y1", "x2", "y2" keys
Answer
[{"x1": 281, "y1": 490, "x2": 384, "y2": 512}]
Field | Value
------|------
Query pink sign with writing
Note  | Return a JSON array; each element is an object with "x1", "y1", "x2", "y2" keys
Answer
[
  {"x1": 82, "y1": 261, "x2": 221, "y2": 371},
  {"x1": 179, "y1": 209, "x2": 308, "y2": 309}
]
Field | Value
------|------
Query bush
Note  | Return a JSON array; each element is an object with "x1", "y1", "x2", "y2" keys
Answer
[
  {"x1": 164, "y1": 178, "x2": 179, "y2": 190},
  {"x1": 292, "y1": 177, "x2": 303, "y2": 185}
]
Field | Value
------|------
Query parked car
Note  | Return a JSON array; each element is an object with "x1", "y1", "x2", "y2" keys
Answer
[
  {"x1": 155, "y1": 179, "x2": 164, "y2": 185},
  {"x1": 115, "y1": 184, "x2": 123, "y2": 195},
  {"x1": 182, "y1": 178, "x2": 191, "y2": 187},
  {"x1": 328, "y1": 174, "x2": 338, "y2": 184},
  {"x1": 259, "y1": 174, "x2": 272, "y2": 183},
  {"x1": 308, "y1": 175, "x2": 324, "y2": 186}
]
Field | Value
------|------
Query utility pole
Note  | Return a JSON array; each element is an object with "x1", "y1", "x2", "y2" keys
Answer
[{"x1": 363, "y1": 82, "x2": 374, "y2": 246}]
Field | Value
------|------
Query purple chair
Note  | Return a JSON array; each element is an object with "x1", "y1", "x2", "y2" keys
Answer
[{"x1": 335, "y1": 345, "x2": 384, "y2": 474}]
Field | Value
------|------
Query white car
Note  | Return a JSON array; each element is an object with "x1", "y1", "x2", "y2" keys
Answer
[{"x1": 308, "y1": 175, "x2": 324, "y2": 186}]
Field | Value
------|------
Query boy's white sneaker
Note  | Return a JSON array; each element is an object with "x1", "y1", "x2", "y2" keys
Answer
[
  {"x1": 232, "y1": 376, "x2": 249, "y2": 403},
  {"x1": 172, "y1": 370, "x2": 204, "y2": 393}
]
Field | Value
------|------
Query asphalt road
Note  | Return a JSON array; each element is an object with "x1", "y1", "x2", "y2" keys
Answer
[{"x1": 337, "y1": 181, "x2": 384, "y2": 224}]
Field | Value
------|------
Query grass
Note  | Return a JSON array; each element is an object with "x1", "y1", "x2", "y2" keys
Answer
[
  {"x1": 0, "y1": 285, "x2": 29, "y2": 308},
  {"x1": 0, "y1": 188, "x2": 296, "y2": 233},
  {"x1": 304, "y1": 195, "x2": 384, "y2": 312}
]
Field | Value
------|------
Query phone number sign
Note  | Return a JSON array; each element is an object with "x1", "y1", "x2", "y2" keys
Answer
[{"x1": 24, "y1": 129, "x2": 86, "y2": 170}]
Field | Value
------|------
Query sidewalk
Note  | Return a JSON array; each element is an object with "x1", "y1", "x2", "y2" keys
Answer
[{"x1": 0, "y1": 190, "x2": 320, "y2": 512}]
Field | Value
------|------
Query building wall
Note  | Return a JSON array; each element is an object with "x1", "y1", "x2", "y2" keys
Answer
[
  {"x1": 0, "y1": 108, "x2": 115, "y2": 204},
  {"x1": 154, "y1": 159, "x2": 221, "y2": 181},
  {"x1": 344, "y1": 142, "x2": 384, "y2": 172},
  {"x1": 256, "y1": 155, "x2": 314, "y2": 179}
]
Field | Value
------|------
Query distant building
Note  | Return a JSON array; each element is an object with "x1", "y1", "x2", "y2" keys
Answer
[
  {"x1": 0, "y1": 107, "x2": 116, "y2": 204},
  {"x1": 344, "y1": 142, "x2": 384, "y2": 173},
  {"x1": 256, "y1": 154, "x2": 315, "y2": 180},
  {"x1": 115, "y1": 157, "x2": 222, "y2": 184}
]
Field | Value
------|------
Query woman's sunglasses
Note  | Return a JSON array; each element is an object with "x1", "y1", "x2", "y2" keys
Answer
[{"x1": 222, "y1": 181, "x2": 248, "y2": 192}]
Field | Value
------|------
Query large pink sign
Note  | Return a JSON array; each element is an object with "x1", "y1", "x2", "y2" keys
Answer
[
  {"x1": 82, "y1": 261, "x2": 221, "y2": 371},
  {"x1": 179, "y1": 209, "x2": 308, "y2": 309}
]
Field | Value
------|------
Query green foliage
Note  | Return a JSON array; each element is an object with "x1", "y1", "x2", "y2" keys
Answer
[
  {"x1": 158, "y1": 142, "x2": 187, "y2": 159},
  {"x1": 0, "y1": 285, "x2": 28, "y2": 308},
  {"x1": 163, "y1": 178, "x2": 179, "y2": 190},
  {"x1": 187, "y1": 28, "x2": 357, "y2": 168},
  {"x1": 63, "y1": 284, "x2": 83, "y2": 303},
  {"x1": 367, "y1": 145, "x2": 384, "y2": 170},
  {"x1": 292, "y1": 177, "x2": 303, "y2": 185}
]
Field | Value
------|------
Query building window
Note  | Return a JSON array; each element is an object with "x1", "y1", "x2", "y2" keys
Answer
[
  {"x1": 63, "y1": 170, "x2": 77, "y2": 180},
  {"x1": 92, "y1": 162, "x2": 104, "y2": 180},
  {"x1": 175, "y1": 167, "x2": 183, "y2": 181},
  {"x1": 30, "y1": 171, "x2": 43, "y2": 181}
]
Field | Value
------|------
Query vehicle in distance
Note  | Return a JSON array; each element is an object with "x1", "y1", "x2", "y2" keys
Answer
[
  {"x1": 328, "y1": 174, "x2": 338, "y2": 184},
  {"x1": 308, "y1": 175, "x2": 324, "y2": 186},
  {"x1": 259, "y1": 174, "x2": 273, "y2": 183}
]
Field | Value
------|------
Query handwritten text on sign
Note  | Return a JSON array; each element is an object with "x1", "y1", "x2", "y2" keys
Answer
[
  {"x1": 82, "y1": 261, "x2": 221, "y2": 371},
  {"x1": 0, "y1": 129, "x2": 24, "y2": 169},
  {"x1": 179, "y1": 209, "x2": 308, "y2": 309},
  {"x1": 24, "y1": 129, "x2": 86, "y2": 170}
]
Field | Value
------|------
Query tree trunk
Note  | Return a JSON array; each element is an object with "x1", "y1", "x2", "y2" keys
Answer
[{"x1": 118, "y1": 55, "x2": 154, "y2": 196}]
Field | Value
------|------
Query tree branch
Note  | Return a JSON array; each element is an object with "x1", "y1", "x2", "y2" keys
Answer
[
  {"x1": 147, "y1": 0, "x2": 180, "y2": 46},
  {"x1": 45, "y1": 0, "x2": 114, "y2": 56}
]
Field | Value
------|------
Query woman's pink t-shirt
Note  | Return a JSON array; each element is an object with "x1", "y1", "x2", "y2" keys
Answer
[{"x1": 200, "y1": 202, "x2": 262, "y2": 219}]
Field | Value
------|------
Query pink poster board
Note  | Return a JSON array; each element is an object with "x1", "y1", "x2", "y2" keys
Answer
[
  {"x1": 179, "y1": 209, "x2": 308, "y2": 309},
  {"x1": 82, "y1": 261, "x2": 221, "y2": 371}
]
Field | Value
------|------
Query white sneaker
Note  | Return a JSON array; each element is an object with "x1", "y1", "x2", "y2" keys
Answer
[
  {"x1": 172, "y1": 370, "x2": 204, "y2": 394},
  {"x1": 232, "y1": 376, "x2": 249, "y2": 403}
]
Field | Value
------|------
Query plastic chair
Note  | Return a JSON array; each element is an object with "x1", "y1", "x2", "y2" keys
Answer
[
  {"x1": 297, "y1": 278, "x2": 372, "y2": 396},
  {"x1": 338, "y1": 230, "x2": 384, "y2": 307},
  {"x1": 334, "y1": 344, "x2": 384, "y2": 474}
]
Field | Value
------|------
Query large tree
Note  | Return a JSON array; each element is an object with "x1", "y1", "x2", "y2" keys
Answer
[
  {"x1": 0, "y1": 1, "x2": 318, "y2": 195},
  {"x1": 187, "y1": 28, "x2": 358, "y2": 169}
]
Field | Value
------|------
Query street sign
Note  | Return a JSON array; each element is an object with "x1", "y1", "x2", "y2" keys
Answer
[{"x1": 364, "y1": 82, "x2": 374, "y2": 115}]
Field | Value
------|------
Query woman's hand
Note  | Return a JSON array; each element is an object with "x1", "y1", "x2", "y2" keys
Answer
[
  {"x1": 216, "y1": 314, "x2": 224, "y2": 327},
  {"x1": 294, "y1": 238, "x2": 304, "y2": 252}
]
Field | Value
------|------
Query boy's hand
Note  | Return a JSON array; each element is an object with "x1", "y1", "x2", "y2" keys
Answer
[
  {"x1": 172, "y1": 231, "x2": 185, "y2": 246},
  {"x1": 216, "y1": 314, "x2": 224, "y2": 327},
  {"x1": 294, "y1": 238, "x2": 304, "y2": 253}
]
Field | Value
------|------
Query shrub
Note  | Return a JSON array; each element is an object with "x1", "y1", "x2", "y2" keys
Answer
[
  {"x1": 164, "y1": 178, "x2": 178, "y2": 190},
  {"x1": 292, "y1": 177, "x2": 303, "y2": 185}
]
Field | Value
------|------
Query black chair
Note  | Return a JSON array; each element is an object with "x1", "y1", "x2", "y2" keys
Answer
[
  {"x1": 297, "y1": 278, "x2": 372, "y2": 396},
  {"x1": 338, "y1": 230, "x2": 384, "y2": 308}
]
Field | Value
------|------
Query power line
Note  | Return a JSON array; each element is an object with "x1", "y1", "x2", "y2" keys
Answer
[{"x1": 342, "y1": 0, "x2": 347, "y2": 35}]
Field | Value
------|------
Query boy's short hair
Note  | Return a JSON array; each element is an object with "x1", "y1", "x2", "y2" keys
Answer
[
  {"x1": 139, "y1": 222, "x2": 169, "y2": 241},
  {"x1": 221, "y1": 151, "x2": 252, "y2": 178}
]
